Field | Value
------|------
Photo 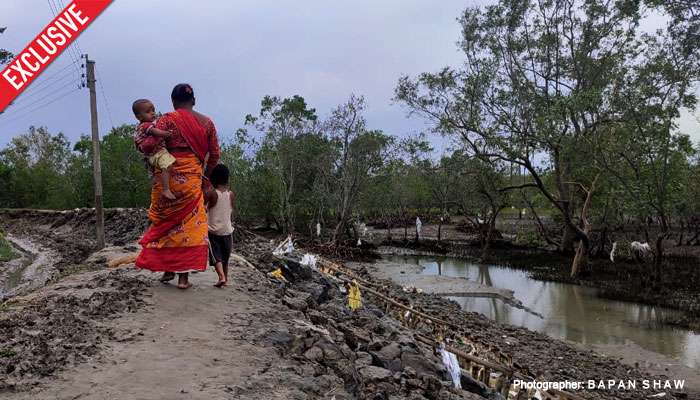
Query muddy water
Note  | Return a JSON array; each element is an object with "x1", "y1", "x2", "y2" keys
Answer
[
  {"x1": 383, "y1": 254, "x2": 700, "y2": 370},
  {"x1": 0, "y1": 235, "x2": 58, "y2": 299}
]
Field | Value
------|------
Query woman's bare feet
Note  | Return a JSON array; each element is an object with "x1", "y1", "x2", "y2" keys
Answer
[
  {"x1": 159, "y1": 272, "x2": 176, "y2": 283},
  {"x1": 162, "y1": 189, "x2": 177, "y2": 200},
  {"x1": 177, "y1": 273, "x2": 191, "y2": 289}
]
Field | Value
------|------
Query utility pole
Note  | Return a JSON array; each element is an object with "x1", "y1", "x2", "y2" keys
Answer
[{"x1": 85, "y1": 54, "x2": 105, "y2": 249}]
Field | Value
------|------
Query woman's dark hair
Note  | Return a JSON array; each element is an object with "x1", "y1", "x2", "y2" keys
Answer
[
  {"x1": 210, "y1": 164, "x2": 230, "y2": 187},
  {"x1": 171, "y1": 83, "x2": 195, "y2": 105}
]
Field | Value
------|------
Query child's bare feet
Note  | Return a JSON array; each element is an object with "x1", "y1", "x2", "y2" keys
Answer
[
  {"x1": 213, "y1": 262, "x2": 226, "y2": 288},
  {"x1": 162, "y1": 189, "x2": 176, "y2": 200}
]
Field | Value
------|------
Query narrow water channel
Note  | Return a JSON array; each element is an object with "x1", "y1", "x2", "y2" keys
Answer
[{"x1": 383, "y1": 254, "x2": 700, "y2": 369}]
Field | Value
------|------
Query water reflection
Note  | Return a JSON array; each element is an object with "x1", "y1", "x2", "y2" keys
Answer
[{"x1": 384, "y1": 255, "x2": 700, "y2": 369}]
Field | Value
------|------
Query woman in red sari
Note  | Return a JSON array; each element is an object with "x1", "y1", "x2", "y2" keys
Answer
[{"x1": 135, "y1": 83, "x2": 220, "y2": 289}]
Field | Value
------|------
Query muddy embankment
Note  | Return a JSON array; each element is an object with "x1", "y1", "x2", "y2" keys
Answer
[
  {"x1": 0, "y1": 208, "x2": 148, "y2": 298},
  {"x1": 0, "y1": 209, "x2": 697, "y2": 399},
  {"x1": 0, "y1": 209, "x2": 483, "y2": 399}
]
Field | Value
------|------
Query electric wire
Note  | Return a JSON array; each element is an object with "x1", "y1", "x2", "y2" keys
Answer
[
  {"x1": 1, "y1": 79, "x2": 80, "y2": 115},
  {"x1": 94, "y1": 65, "x2": 114, "y2": 129},
  {"x1": 58, "y1": 0, "x2": 85, "y2": 59},
  {"x1": 24, "y1": 62, "x2": 75, "y2": 89},
  {"x1": 55, "y1": 0, "x2": 85, "y2": 77},
  {"x1": 0, "y1": 87, "x2": 81, "y2": 126},
  {"x1": 10, "y1": 68, "x2": 78, "y2": 106},
  {"x1": 47, "y1": 0, "x2": 82, "y2": 78}
]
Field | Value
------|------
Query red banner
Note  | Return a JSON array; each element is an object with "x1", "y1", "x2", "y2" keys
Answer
[{"x1": 0, "y1": 0, "x2": 112, "y2": 112}]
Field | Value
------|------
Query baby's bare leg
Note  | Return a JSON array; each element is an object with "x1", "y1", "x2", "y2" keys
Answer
[{"x1": 161, "y1": 167, "x2": 176, "y2": 200}]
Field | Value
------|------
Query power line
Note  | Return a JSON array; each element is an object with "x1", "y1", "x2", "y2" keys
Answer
[
  {"x1": 47, "y1": 0, "x2": 82, "y2": 78},
  {"x1": 11, "y1": 69, "x2": 78, "y2": 105},
  {"x1": 55, "y1": 0, "x2": 85, "y2": 78},
  {"x1": 58, "y1": 0, "x2": 84, "y2": 58},
  {"x1": 0, "y1": 87, "x2": 81, "y2": 126},
  {"x1": 94, "y1": 65, "x2": 114, "y2": 129},
  {"x1": 26, "y1": 62, "x2": 75, "y2": 89},
  {"x1": 2, "y1": 79, "x2": 80, "y2": 115},
  {"x1": 46, "y1": 0, "x2": 58, "y2": 17}
]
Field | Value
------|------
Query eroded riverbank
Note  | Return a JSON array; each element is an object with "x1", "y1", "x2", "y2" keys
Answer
[
  {"x1": 0, "y1": 235, "x2": 61, "y2": 300},
  {"x1": 1, "y1": 209, "x2": 698, "y2": 399},
  {"x1": 366, "y1": 251, "x2": 700, "y2": 392}
]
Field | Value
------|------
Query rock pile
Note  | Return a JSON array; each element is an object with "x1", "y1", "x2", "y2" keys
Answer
[{"x1": 232, "y1": 238, "x2": 493, "y2": 399}]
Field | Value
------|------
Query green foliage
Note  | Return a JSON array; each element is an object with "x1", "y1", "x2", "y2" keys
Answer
[
  {"x1": 0, "y1": 124, "x2": 149, "y2": 210},
  {"x1": 0, "y1": 126, "x2": 74, "y2": 209},
  {"x1": 514, "y1": 228, "x2": 547, "y2": 248},
  {"x1": 243, "y1": 95, "x2": 322, "y2": 232},
  {"x1": 0, "y1": 26, "x2": 12, "y2": 67},
  {"x1": 100, "y1": 125, "x2": 151, "y2": 208},
  {"x1": 0, "y1": 231, "x2": 17, "y2": 262},
  {"x1": 395, "y1": 0, "x2": 700, "y2": 263}
]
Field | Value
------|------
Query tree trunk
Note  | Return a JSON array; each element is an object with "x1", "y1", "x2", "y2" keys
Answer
[
  {"x1": 654, "y1": 233, "x2": 665, "y2": 287},
  {"x1": 351, "y1": 223, "x2": 359, "y2": 242},
  {"x1": 273, "y1": 217, "x2": 282, "y2": 233},
  {"x1": 481, "y1": 216, "x2": 497, "y2": 258},
  {"x1": 570, "y1": 175, "x2": 598, "y2": 278},
  {"x1": 332, "y1": 219, "x2": 345, "y2": 246},
  {"x1": 437, "y1": 220, "x2": 442, "y2": 244},
  {"x1": 595, "y1": 226, "x2": 608, "y2": 258},
  {"x1": 570, "y1": 237, "x2": 590, "y2": 278},
  {"x1": 560, "y1": 224, "x2": 577, "y2": 253}
]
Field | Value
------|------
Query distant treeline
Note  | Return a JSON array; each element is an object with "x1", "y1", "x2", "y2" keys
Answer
[{"x1": 0, "y1": 95, "x2": 518, "y2": 245}]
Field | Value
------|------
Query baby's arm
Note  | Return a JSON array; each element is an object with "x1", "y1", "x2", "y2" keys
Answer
[{"x1": 148, "y1": 127, "x2": 172, "y2": 138}]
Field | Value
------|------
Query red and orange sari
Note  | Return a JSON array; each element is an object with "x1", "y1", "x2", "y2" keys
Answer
[{"x1": 135, "y1": 109, "x2": 220, "y2": 272}]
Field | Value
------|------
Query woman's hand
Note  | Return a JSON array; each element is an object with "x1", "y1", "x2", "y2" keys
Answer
[{"x1": 202, "y1": 178, "x2": 217, "y2": 208}]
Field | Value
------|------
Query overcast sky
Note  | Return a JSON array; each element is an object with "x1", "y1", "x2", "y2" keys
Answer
[{"x1": 0, "y1": 0, "x2": 698, "y2": 149}]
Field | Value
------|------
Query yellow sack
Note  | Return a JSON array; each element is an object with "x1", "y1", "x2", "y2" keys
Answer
[
  {"x1": 348, "y1": 280, "x2": 362, "y2": 310},
  {"x1": 269, "y1": 268, "x2": 288, "y2": 282}
]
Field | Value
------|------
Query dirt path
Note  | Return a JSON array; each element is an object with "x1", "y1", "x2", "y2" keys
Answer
[{"x1": 4, "y1": 265, "x2": 323, "y2": 400}]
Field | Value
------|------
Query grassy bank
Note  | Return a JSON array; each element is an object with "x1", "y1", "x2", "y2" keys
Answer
[{"x1": 0, "y1": 232, "x2": 17, "y2": 262}]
